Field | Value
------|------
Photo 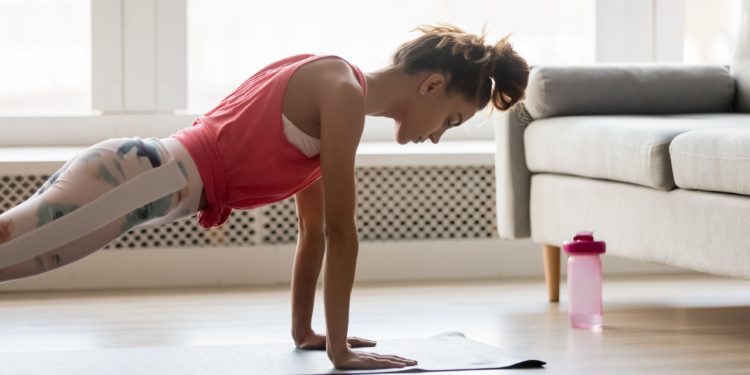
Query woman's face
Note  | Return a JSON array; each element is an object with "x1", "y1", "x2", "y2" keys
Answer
[{"x1": 394, "y1": 72, "x2": 480, "y2": 145}]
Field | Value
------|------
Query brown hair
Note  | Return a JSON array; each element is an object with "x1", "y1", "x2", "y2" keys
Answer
[{"x1": 392, "y1": 23, "x2": 529, "y2": 111}]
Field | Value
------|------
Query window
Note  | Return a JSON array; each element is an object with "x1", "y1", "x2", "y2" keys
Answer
[
  {"x1": 684, "y1": 0, "x2": 741, "y2": 64},
  {"x1": 187, "y1": 0, "x2": 595, "y2": 113},
  {"x1": 0, "y1": 0, "x2": 91, "y2": 116},
  {"x1": 6, "y1": 0, "x2": 733, "y2": 144}
]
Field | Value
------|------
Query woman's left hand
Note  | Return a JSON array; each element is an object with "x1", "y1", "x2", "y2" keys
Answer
[{"x1": 295, "y1": 330, "x2": 377, "y2": 350}]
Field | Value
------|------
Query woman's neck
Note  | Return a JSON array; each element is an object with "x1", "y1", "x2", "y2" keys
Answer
[{"x1": 362, "y1": 66, "x2": 416, "y2": 120}]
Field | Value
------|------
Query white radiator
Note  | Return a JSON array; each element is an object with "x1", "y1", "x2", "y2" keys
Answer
[{"x1": 0, "y1": 164, "x2": 499, "y2": 249}]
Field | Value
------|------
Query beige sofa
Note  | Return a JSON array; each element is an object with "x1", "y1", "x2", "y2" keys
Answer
[{"x1": 494, "y1": 0, "x2": 750, "y2": 302}]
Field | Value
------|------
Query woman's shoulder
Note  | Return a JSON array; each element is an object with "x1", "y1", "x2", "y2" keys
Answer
[
  {"x1": 258, "y1": 53, "x2": 316, "y2": 73},
  {"x1": 297, "y1": 55, "x2": 366, "y2": 95},
  {"x1": 283, "y1": 54, "x2": 364, "y2": 102},
  {"x1": 310, "y1": 58, "x2": 359, "y2": 80}
]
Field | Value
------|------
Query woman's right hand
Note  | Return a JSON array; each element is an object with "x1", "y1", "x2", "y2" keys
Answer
[{"x1": 331, "y1": 349, "x2": 418, "y2": 370}]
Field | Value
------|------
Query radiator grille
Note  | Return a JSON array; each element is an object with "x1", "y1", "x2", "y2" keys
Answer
[{"x1": 0, "y1": 165, "x2": 497, "y2": 248}]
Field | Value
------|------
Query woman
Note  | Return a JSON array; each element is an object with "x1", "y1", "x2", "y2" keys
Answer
[{"x1": 0, "y1": 23, "x2": 529, "y2": 370}]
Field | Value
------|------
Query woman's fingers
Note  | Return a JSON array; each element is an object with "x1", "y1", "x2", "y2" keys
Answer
[
  {"x1": 358, "y1": 351, "x2": 417, "y2": 365},
  {"x1": 368, "y1": 357, "x2": 406, "y2": 368},
  {"x1": 377, "y1": 355, "x2": 417, "y2": 365},
  {"x1": 347, "y1": 336, "x2": 377, "y2": 347},
  {"x1": 334, "y1": 350, "x2": 417, "y2": 370},
  {"x1": 352, "y1": 353, "x2": 403, "y2": 368},
  {"x1": 360, "y1": 351, "x2": 413, "y2": 362}
]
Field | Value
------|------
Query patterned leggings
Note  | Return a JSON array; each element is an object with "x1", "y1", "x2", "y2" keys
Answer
[{"x1": 0, "y1": 136, "x2": 204, "y2": 284}]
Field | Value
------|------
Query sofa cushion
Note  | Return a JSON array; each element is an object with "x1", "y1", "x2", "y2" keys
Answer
[
  {"x1": 524, "y1": 114, "x2": 750, "y2": 190},
  {"x1": 524, "y1": 65, "x2": 736, "y2": 119},
  {"x1": 671, "y1": 123, "x2": 750, "y2": 195},
  {"x1": 733, "y1": 0, "x2": 750, "y2": 112}
]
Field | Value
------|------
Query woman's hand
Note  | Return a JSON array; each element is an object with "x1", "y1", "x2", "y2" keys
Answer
[
  {"x1": 295, "y1": 330, "x2": 377, "y2": 350},
  {"x1": 331, "y1": 348, "x2": 418, "y2": 370}
]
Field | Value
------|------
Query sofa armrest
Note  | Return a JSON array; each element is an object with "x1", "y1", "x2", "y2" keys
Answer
[
  {"x1": 494, "y1": 103, "x2": 532, "y2": 239},
  {"x1": 524, "y1": 65, "x2": 736, "y2": 120}
]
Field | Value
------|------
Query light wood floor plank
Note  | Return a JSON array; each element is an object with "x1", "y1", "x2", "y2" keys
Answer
[{"x1": 0, "y1": 274, "x2": 748, "y2": 374}]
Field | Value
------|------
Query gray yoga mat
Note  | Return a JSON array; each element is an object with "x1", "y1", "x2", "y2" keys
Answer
[{"x1": 0, "y1": 331, "x2": 545, "y2": 374}]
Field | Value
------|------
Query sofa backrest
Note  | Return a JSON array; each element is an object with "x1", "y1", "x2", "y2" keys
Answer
[
  {"x1": 523, "y1": 65, "x2": 735, "y2": 120},
  {"x1": 734, "y1": 0, "x2": 750, "y2": 112}
]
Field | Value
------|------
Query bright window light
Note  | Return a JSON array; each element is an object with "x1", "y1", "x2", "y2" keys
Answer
[
  {"x1": 0, "y1": 0, "x2": 91, "y2": 116},
  {"x1": 684, "y1": 0, "x2": 741, "y2": 64},
  {"x1": 187, "y1": 0, "x2": 595, "y2": 113}
]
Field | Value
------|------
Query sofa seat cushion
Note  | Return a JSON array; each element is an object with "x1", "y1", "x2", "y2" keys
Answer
[
  {"x1": 524, "y1": 114, "x2": 750, "y2": 190},
  {"x1": 671, "y1": 122, "x2": 750, "y2": 195}
]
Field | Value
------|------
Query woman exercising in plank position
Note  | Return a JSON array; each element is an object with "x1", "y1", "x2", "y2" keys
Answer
[{"x1": 0, "y1": 23, "x2": 529, "y2": 370}]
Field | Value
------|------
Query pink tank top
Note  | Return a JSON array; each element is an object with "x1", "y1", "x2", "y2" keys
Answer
[{"x1": 169, "y1": 54, "x2": 368, "y2": 228}]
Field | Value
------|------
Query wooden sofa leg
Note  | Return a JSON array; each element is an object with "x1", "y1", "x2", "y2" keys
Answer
[{"x1": 543, "y1": 244, "x2": 561, "y2": 302}]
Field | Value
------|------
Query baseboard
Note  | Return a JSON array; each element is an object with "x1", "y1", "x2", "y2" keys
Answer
[{"x1": 0, "y1": 239, "x2": 692, "y2": 292}]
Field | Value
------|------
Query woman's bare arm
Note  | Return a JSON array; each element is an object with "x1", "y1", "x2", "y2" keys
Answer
[
  {"x1": 297, "y1": 58, "x2": 416, "y2": 370},
  {"x1": 291, "y1": 178, "x2": 325, "y2": 345},
  {"x1": 317, "y1": 64, "x2": 366, "y2": 362}
]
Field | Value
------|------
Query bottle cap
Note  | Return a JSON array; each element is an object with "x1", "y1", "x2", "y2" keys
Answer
[{"x1": 562, "y1": 231, "x2": 606, "y2": 255}]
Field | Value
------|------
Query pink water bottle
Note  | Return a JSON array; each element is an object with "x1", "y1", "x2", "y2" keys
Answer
[{"x1": 563, "y1": 231, "x2": 606, "y2": 329}]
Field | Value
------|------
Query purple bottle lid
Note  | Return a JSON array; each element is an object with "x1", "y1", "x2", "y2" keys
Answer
[{"x1": 562, "y1": 231, "x2": 606, "y2": 255}]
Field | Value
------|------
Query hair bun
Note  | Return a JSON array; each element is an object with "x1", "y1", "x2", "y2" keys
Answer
[{"x1": 392, "y1": 22, "x2": 529, "y2": 111}]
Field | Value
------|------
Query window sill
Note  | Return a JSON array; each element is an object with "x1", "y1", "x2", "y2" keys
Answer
[
  {"x1": 0, "y1": 113, "x2": 495, "y2": 148},
  {"x1": 0, "y1": 140, "x2": 495, "y2": 175}
]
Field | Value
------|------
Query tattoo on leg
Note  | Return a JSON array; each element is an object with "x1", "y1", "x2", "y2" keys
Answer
[
  {"x1": 80, "y1": 149, "x2": 102, "y2": 162},
  {"x1": 113, "y1": 158, "x2": 126, "y2": 180},
  {"x1": 117, "y1": 138, "x2": 162, "y2": 168},
  {"x1": 97, "y1": 165, "x2": 121, "y2": 187},
  {"x1": 36, "y1": 200, "x2": 80, "y2": 227},
  {"x1": 35, "y1": 171, "x2": 60, "y2": 196},
  {"x1": 120, "y1": 194, "x2": 174, "y2": 232},
  {"x1": 78, "y1": 149, "x2": 107, "y2": 180},
  {"x1": 36, "y1": 150, "x2": 85, "y2": 196}
]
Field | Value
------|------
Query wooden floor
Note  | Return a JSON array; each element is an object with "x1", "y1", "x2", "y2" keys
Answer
[{"x1": 0, "y1": 274, "x2": 749, "y2": 374}]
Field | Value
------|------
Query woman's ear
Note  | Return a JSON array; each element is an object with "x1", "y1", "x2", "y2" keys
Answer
[{"x1": 419, "y1": 73, "x2": 446, "y2": 95}]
